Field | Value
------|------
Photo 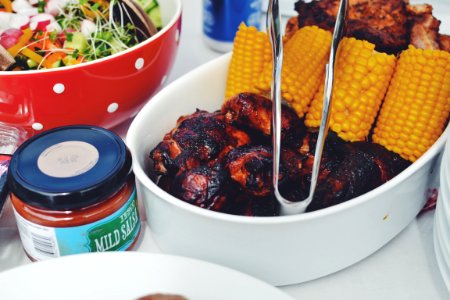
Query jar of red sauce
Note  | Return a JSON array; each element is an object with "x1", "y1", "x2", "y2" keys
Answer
[{"x1": 7, "y1": 125, "x2": 141, "y2": 261}]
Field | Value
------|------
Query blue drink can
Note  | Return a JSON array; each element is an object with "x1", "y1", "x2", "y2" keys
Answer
[{"x1": 202, "y1": 0, "x2": 262, "y2": 52}]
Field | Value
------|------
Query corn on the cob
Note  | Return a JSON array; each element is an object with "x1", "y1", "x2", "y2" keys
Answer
[
  {"x1": 225, "y1": 23, "x2": 272, "y2": 100},
  {"x1": 372, "y1": 46, "x2": 450, "y2": 162},
  {"x1": 305, "y1": 37, "x2": 397, "y2": 142},
  {"x1": 256, "y1": 26, "x2": 332, "y2": 117}
]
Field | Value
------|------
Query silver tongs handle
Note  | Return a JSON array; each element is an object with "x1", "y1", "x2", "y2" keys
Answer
[
  {"x1": 269, "y1": 0, "x2": 348, "y2": 215},
  {"x1": 267, "y1": 0, "x2": 285, "y2": 210}
]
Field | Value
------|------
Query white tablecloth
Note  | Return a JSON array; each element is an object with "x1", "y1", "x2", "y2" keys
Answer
[{"x1": 1, "y1": 0, "x2": 450, "y2": 299}]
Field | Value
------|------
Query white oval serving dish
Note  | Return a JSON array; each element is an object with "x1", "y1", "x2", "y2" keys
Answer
[{"x1": 127, "y1": 53, "x2": 447, "y2": 286}]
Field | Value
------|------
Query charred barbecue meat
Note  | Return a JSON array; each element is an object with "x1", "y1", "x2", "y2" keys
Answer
[
  {"x1": 299, "y1": 131, "x2": 346, "y2": 179},
  {"x1": 351, "y1": 142, "x2": 412, "y2": 182},
  {"x1": 294, "y1": 0, "x2": 410, "y2": 54},
  {"x1": 222, "y1": 92, "x2": 307, "y2": 150},
  {"x1": 231, "y1": 193, "x2": 280, "y2": 217},
  {"x1": 158, "y1": 156, "x2": 280, "y2": 216},
  {"x1": 407, "y1": 3, "x2": 441, "y2": 50},
  {"x1": 149, "y1": 93, "x2": 411, "y2": 216},
  {"x1": 406, "y1": 3, "x2": 450, "y2": 52},
  {"x1": 169, "y1": 164, "x2": 231, "y2": 212},
  {"x1": 224, "y1": 145, "x2": 276, "y2": 197},
  {"x1": 222, "y1": 93, "x2": 272, "y2": 136},
  {"x1": 308, "y1": 146, "x2": 383, "y2": 211},
  {"x1": 440, "y1": 35, "x2": 450, "y2": 53},
  {"x1": 280, "y1": 131, "x2": 352, "y2": 204},
  {"x1": 306, "y1": 142, "x2": 411, "y2": 211},
  {"x1": 293, "y1": 0, "x2": 449, "y2": 53},
  {"x1": 150, "y1": 110, "x2": 250, "y2": 176}
]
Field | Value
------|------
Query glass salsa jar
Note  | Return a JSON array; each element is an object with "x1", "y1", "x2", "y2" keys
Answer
[{"x1": 8, "y1": 125, "x2": 141, "y2": 261}]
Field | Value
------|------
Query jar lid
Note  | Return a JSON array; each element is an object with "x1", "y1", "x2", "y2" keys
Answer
[{"x1": 8, "y1": 125, "x2": 133, "y2": 210}]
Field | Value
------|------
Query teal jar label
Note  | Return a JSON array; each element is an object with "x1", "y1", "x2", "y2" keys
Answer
[{"x1": 14, "y1": 188, "x2": 140, "y2": 261}]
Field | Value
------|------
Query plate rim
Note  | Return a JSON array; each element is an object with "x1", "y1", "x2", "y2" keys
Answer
[{"x1": 0, "y1": 251, "x2": 295, "y2": 300}]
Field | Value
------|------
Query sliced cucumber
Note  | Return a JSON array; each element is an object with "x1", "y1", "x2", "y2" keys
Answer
[
  {"x1": 136, "y1": 0, "x2": 162, "y2": 30},
  {"x1": 26, "y1": 59, "x2": 38, "y2": 68},
  {"x1": 109, "y1": 39, "x2": 125, "y2": 54},
  {"x1": 64, "y1": 33, "x2": 88, "y2": 52}
]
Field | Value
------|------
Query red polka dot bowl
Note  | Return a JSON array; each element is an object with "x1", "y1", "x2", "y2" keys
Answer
[{"x1": 0, "y1": 0, "x2": 182, "y2": 136}]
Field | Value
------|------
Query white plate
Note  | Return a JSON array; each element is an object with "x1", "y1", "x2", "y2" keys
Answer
[
  {"x1": 435, "y1": 201, "x2": 450, "y2": 258},
  {"x1": 440, "y1": 151, "x2": 450, "y2": 196},
  {"x1": 438, "y1": 155, "x2": 450, "y2": 227},
  {"x1": 435, "y1": 187, "x2": 450, "y2": 252},
  {"x1": 433, "y1": 178, "x2": 450, "y2": 293},
  {"x1": 434, "y1": 213, "x2": 450, "y2": 293},
  {"x1": 0, "y1": 252, "x2": 294, "y2": 300},
  {"x1": 438, "y1": 181, "x2": 450, "y2": 225}
]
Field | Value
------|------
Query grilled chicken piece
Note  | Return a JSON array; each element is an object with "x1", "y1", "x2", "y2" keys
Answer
[
  {"x1": 351, "y1": 142, "x2": 411, "y2": 182},
  {"x1": 307, "y1": 145, "x2": 384, "y2": 211},
  {"x1": 150, "y1": 96, "x2": 411, "y2": 215},
  {"x1": 277, "y1": 147, "x2": 310, "y2": 202},
  {"x1": 170, "y1": 164, "x2": 231, "y2": 212},
  {"x1": 273, "y1": 130, "x2": 409, "y2": 211},
  {"x1": 285, "y1": 16, "x2": 299, "y2": 40},
  {"x1": 150, "y1": 110, "x2": 250, "y2": 175},
  {"x1": 163, "y1": 160, "x2": 281, "y2": 216},
  {"x1": 293, "y1": 0, "x2": 449, "y2": 53},
  {"x1": 294, "y1": 0, "x2": 337, "y2": 32},
  {"x1": 440, "y1": 35, "x2": 450, "y2": 52},
  {"x1": 232, "y1": 193, "x2": 280, "y2": 217},
  {"x1": 294, "y1": 0, "x2": 410, "y2": 54},
  {"x1": 298, "y1": 131, "x2": 346, "y2": 183},
  {"x1": 224, "y1": 145, "x2": 275, "y2": 197},
  {"x1": 281, "y1": 131, "x2": 346, "y2": 201},
  {"x1": 280, "y1": 148, "x2": 304, "y2": 180},
  {"x1": 306, "y1": 141, "x2": 410, "y2": 211},
  {"x1": 222, "y1": 93, "x2": 307, "y2": 150},
  {"x1": 407, "y1": 3, "x2": 450, "y2": 52},
  {"x1": 224, "y1": 147, "x2": 297, "y2": 216},
  {"x1": 407, "y1": 4, "x2": 441, "y2": 50},
  {"x1": 224, "y1": 144, "x2": 307, "y2": 201}
]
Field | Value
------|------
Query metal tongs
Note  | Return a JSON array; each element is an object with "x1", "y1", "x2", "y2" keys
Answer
[{"x1": 268, "y1": 0, "x2": 348, "y2": 215}]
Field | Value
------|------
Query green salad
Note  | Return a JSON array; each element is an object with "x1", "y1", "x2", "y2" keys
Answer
[{"x1": 0, "y1": 0, "x2": 161, "y2": 70}]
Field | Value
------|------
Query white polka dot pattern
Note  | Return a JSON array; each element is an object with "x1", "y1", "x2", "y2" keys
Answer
[
  {"x1": 135, "y1": 58, "x2": 144, "y2": 70},
  {"x1": 32, "y1": 123, "x2": 44, "y2": 131},
  {"x1": 107, "y1": 103, "x2": 119, "y2": 113},
  {"x1": 53, "y1": 83, "x2": 65, "y2": 94},
  {"x1": 175, "y1": 29, "x2": 180, "y2": 42}
]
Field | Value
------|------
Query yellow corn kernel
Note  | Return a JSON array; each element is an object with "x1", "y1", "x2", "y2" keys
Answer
[
  {"x1": 225, "y1": 23, "x2": 272, "y2": 100},
  {"x1": 305, "y1": 37, "x2": 397, "y2": 142},
  {"x1": 256, "y1": 26, "x2": 332, "y2": 117},
  {"x1": 372, "y1": 46, "x2": 450, "y2": 162}
]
